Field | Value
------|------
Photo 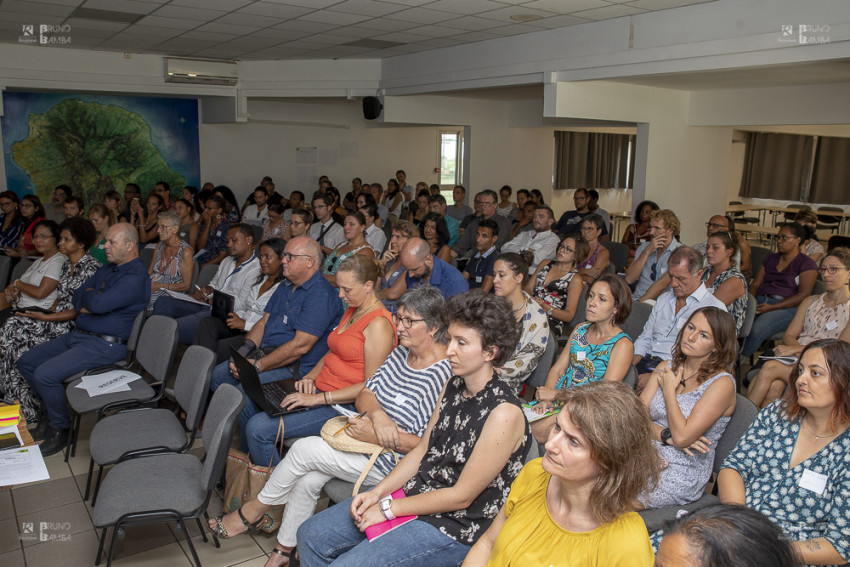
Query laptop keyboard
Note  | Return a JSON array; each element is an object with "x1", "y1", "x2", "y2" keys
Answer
[{"x1": 264, "y1": 381, "x2": 289, "y2": 407}]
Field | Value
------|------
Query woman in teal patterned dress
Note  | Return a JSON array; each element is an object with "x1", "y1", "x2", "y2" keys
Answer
[
  {"x1": 323, "y1": 212, "x2": 374, "y2": 288},
  {"x1": 530, "y1": 274, "x2": 635, "y2": 443},
  {"x1": 0, "y1": 218, "x2": 99, "y2": 422}
]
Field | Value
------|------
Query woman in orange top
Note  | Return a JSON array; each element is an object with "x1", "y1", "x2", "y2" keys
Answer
[{"x1": 242, "y1": 254, "x2": 397, "y2": 465}]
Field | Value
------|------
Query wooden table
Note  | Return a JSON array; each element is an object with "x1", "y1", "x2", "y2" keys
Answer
[{"x1": 610, "y1": 212, "x2": 631, "y2": 241}]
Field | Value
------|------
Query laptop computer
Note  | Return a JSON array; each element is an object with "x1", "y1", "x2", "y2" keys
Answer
[
  {"x1": 230, "y1": 347, "x2": 307, "y2": 418},
  {"x1": 211, "y1": 289, "x2": 235, "y2": 322}
]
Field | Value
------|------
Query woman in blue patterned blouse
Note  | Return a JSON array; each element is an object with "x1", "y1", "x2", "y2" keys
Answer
[{"x1": 719, "y1": 338, "x2": 850, "y2": 566}]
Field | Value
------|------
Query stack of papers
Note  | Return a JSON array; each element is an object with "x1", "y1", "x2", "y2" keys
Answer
[
  {"x1": 0, "y1": 404, "x2": 20, "y2": 428},
  {"x1": 0, "y1": 405, "x2": 22, "y2": 449},
  {"x1": 75, "y1": 370, "x2": 142, "y2": 397},
  {"x1": 0, "y1": 446, "x2": 49, "y2": 485}
]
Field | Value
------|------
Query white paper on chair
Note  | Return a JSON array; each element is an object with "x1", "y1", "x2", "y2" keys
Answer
[
  {"x1": 0, "y1": 445, "x2": 50, "y2": 485},
  {"x1": 75, "y1": 370, "x2": 142, "y2": 397}
]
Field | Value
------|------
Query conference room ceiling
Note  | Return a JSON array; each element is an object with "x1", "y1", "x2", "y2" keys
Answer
[{"x1": 0, "y1": 0, "x2": 715, "y2": 61}]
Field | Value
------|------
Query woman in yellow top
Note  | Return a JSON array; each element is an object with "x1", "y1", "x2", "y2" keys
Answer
[{"x1": 463, "y1": 381, "x2": 660, "y2": 567}]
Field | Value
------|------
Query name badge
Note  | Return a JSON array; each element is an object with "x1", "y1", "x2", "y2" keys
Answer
[
  {"x1": 826, "y1": 320, "x2": 838, "y2": 331},
  {"x1": 475, "y1": 276, "x2": 482, "y2": 283},
  {"x1": 799, "y1": 468, "x2": 828, "y2": 496},
  {"x1": 576, "y1": 351, "x2": 587, "y2": 361},
  {"x1": 282, "y1": 315, "x2": 288, "y2": 325}
]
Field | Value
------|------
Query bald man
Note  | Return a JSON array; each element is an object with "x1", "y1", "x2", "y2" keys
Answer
[
  {"x1": 402, "y1": 237, "x2": 468, "y2": 299},
  {"x1": 19, "y1": 223, "x2": 151, "y2": 456}
]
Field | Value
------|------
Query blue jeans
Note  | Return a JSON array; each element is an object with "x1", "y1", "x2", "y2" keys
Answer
[
  {"x1": 741, "y1": 295, "x2": 797, "y2": 358},
  {"x1": 150, "y1": 295, "x2": 210, "y2": 344},
  {"x1": 18, "y1": 332, "x2": 127, "y2": 429},
  {"x1": 297, "y1": 497, "x2": 470, "y2": 567}
]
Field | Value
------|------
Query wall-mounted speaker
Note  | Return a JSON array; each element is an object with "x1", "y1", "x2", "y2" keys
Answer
[{"x1": 363, "y1": 96, "x2": 383, "y2": 120}]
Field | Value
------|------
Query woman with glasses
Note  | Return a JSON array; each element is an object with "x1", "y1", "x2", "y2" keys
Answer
[
  {"x1": 741, "y1": 223, "x2": 818, "y2": 358},
  {"x1": 282, "y1": 208, "x2": 310, "y2": 242},
  {"x1": 576, "y1": 214, "x2": 611, "y2": 284},
  {"x1": 407, "y1": 189, "x2": 430, "y2": 225},
  {"x1": 378, "y1": 220, "x2": 419, "y2": 311},
  {"x1": 195, "y1": 195, "x2": 230, "y2": 267},
  {"x1": 0, "y1": 192, "x2": 23, "y2": 250},
  {"x1": 0, "y1": 220, "x2": 64, "y2": 318},
  {"x1": 208, "y1": 287, "x2": 450, "y2": 566},
  {"x1": 746, "y1": 247, "x2": 850, "y2": 408},
  {"x1": 0, "y1": 218, "x2": 98, "y2": 424},
  {"x1": 701, "y1": 230, "x2": 748, "y2": 333},
  {"x1": 694, "y1": 215, "x2": 752, "y2": 276},
  {"x1": 527, "y1": 235, "x2": 589, "y2": 336},
  {"x1": 87, "y1": 204, "x2": 115, "y2": 265},
  {"x1": 322, "y1": 212, "x2": 374, "y2": 288},
  {"x1": 146, "y1": 211, "x2": 193, "y2": 310},
  {"x1": 262, "y1": 202, "x2": 289, "y2": 242},
  {"x1": 5, "y1": 195, "x2": 46, "y2": 258},
  {"x1": 240, "y1": 254, "x2": 397, "y2": 466}
]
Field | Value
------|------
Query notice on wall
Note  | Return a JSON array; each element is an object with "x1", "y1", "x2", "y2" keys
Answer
[{"x1": 296, "y1": 146, "x2": 317, "y2": 165}]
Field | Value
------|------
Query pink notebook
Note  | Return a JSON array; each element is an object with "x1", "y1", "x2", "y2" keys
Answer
[{"x1": 364, "y1": 489, "x2": 418, "y2": 541}]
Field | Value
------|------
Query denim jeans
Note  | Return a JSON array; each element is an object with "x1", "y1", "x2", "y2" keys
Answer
[
  {"x1": 740, "y1": 295, "x2": 797, "y2": 358},
  {"x1": 150, "y1": 294, "x2": 210, "y2": 344},
  {"x1": 297, "y1": 497, "x2": 470, "y2": 567}
]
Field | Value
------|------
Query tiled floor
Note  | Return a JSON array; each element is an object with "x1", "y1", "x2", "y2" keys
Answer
[{"x1": 2, "y1": 413, "x2": 279, "y2": 567}]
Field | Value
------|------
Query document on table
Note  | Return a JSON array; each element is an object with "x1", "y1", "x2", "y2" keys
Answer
[
  {"x1": 0, "y1": 446, "x2": 50, "y2": 486},
  {"x1": 75, "y1": 370, "x2": 142, "y2": 397}
]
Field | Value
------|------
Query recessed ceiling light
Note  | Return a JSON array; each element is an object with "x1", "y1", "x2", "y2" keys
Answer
[{"x1": 510, "y1": 14, "x2": 543, "y2": 23}]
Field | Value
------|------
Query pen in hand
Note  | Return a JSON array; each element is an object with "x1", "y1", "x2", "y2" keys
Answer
[{"x1": 334, "y1": 411, "x2": 367, "y2": 436}]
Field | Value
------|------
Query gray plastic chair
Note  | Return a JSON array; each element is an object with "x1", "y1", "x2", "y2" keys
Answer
[
  {"x1": 64, "y1": 315, "x2": 179, "y2": 460},
  {"x1": 623, "y1": 365, "x2": 638, "y2": 389},
  {"x1": 139, "y1": 246, "x2": 155, "y2": 270},
  {"x1": 638, "y1": 395, "x2": 759, "y2": 532},
  {"x1": 92, "y1": 384, "x2": 244, "y2": 567},
  {"x1": 749, "y1": 246, "x2": 772, "y2": 277},
  {"x1": 525, "y1": 331, "x2": 557, "y2": 389},
  {"x1": 191, "y1": 259, "x2": 200, "y2": 287},
  {"x1": 10, "y1": 258, "x2": 34, "y2": 282},
  {"x1": 85, "y1": 346, "x2": 216, "y2": 504},
  {"x1": 601, "y1": 241, "x2": 629, "y2": 274},
  {"x1": 197, "y1": 264, "x2": 219, "y2": 288},
  {"x1": 0, "y1": 255, "x2": 11, "y2": 288},
  {"x1": 621, "y1": 300, "x2": 653, "y2": 343}
]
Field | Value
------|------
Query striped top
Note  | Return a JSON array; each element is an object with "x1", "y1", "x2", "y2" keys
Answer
[{"x1": 364, "y1": 345, "x2": 452, "y2": 475}]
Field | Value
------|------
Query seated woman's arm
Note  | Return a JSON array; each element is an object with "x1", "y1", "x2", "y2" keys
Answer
[
  {"x1": 437, "y1": 244, "x2": 451, "y2": 263},
  {"x1": 717, "y1": 468, "x2": 747, "y2": 505},
  {"x1": 378, "y1": 262, "x2": 407, "y2": 301},
  {"x1": 535, "y1": 328, "x2": 577, "y2": 403},
  {"x1": 759, "y1": 269, "x2": 818, "y2": 312},
  {"x1": 578, "y1": 246, "x2": 610, "y2": 284},
  {"x1": 462, "y1": 505, "x2": 508, "y2": 567},
  {"x1": 152, "y1": 247, "x2": 193, "y2": 293},
  {"x1": 600, "y1": 337, "x2": 634, "y2": 382},
  {"x1": 139, "y1": 221, "x2": 158, "y2": 243},
  {"x1": 147, "y1": 244, "x2": 159, "y2": 275},
  {"x1": 711, "y1": 275, "x2": 746, "y2": 307},
  {"x1": 775, "y1": 296, "x2": 813, "y2": 355},
  {"x1": 13, "y1": 274, "x2": 59, "y2": 300},
  {"x1": 350, "y1": 387, "x2": 422, "y2": 453}
]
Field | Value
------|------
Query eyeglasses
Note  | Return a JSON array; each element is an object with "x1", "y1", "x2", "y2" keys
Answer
[
  {"x1": 282, "y1": 252, "x2": 311, "y2": 262},
  {"x1": 0, "y1": 201, "x2": 14, "y2": 207},
  {"x1": 775, "y1": 234, "x2": 798, "y2": 241},
  {"x1": 580, "y1": 226, "x2": 598, "y2": 233},
  {"x1": 156, "y1": 224, "x2": 175, "y2": 231},
  {"x1": 557, "y1": 245, "x2": 574, "y2": 253},
  {"x1": 392, "y1": 313, "x2": 425, "y2": 328},
  {"x1": 818, "y1": 266, "x2": 848, "y2": 275},
  {"x1": 705, "y1": 222, "x2": 728, "y2": 229},
  {"x1": 480, "y1": 201, "x2": 496, "y2": 207},
  {"x1": 32, "y1": 233, "x2": 53, "y2": 240}
]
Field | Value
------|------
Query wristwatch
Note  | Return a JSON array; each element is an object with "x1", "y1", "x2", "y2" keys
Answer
[
  {"x1": 379, "y1": 495, "x2": 396, "y2": 521},
  {"x1": 660, "y1": 428, "x2": 672, "y2": 446}
]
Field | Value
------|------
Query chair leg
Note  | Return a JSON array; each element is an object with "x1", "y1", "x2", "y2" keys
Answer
[
  {"x1": 94, "y1": 527, "x2": 107, "y2": 566},
  {"x1": 106, "y1": 525, "x2": 119, "y2": 567},
  {"x1": 64, "y1": 413, "x2": 79, "y2": 462},
  {"x1": 83, "y1": 458, "x2": 95, "y2": 501},
  {"x1": 91, "y1": 466, "x2": 104, "y2": 507},
  {"x1": 180, "y1": 519, "x2": 202, "y2": 567},
  {"x1": 196, "y1": 517, "x2": 208, "y2": 543},
  {"x1": 71, "y1": 413, "x2": 82, "y2": 458},
  {"x1": 204, "y1": 511, "x2": 220, "y2": 548}
]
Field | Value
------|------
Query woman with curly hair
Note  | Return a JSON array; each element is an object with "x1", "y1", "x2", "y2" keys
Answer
[{"x1": 419, "y1": 211, "x2": 451, "y2": 263}]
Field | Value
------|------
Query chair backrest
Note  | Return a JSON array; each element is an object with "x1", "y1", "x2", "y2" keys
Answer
[
  {"x1": 10, "y1": 258, "x2": 34, "y2": 282},
  {"x1": 126, "y1": 310, "x2": 148, "y2": 357},
  {"x1": 749, "y1": 246, "x2": 772, "y2": 276},
  {"x1": 191, "y1": 260, "x2": 200, "y2": 287},
  {"x1": 200, "y1": 384, "x2": 244, "y2": 492},
  {"x1": 712, "y1": 395, "x2": 759, "y2": 474},
  {"x1": 621, "y1": 300, "x2": 653, "y2": 342},
  {"x1": 525, "y1": 331, "x2": 557, "y2": 388},
  {"x1": 738, "y1": 293, "x2": 757, "y2": 342},
  {"x1": 0, "y1": 255, "x2": 11, "y2": 288},
  {"x1": 567, "y1": 287, "x2": 588, "y2": 331},
  {"x1": 173, "y1": 346, "x2": 216, "y2": 431},
  {"x1": 139, "y1": 246, "x2": 155, "y2": 270},
  {"x1": 812, "y1": 279, "x2": 826, "y2": 296},
  {"x1": 622, "y1": 365, "x2": 638, "y2": 389},
  {"x1": 817, "y1": 206, "x2": 843, "y2": 225},
  {"x1": 197, "y1": 264, "x2": 219, "y2": 288},
  {"x1": 601, "y1": 241, "x2": 629, "y2": 274},
  {"x1": 827, "y1": 235, "x2": 850, "y2": 252},
  {"x1": 135, "y1": 315, "x2": 179, "y2": 384}
]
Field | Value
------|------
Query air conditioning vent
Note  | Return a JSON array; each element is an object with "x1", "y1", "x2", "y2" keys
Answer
[{"x1": 164, "y1": 58, "x2": 238, "y2": 86}]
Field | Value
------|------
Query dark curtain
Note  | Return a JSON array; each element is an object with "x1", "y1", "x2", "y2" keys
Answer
[
  {"x1": 809, "y1": 136, "x2": 850, "y2": 205},
  {"x1": 739, "y1": 132, "x2": 811, "y2": 200},
  {"x1": 554, "y1": 131, "x2": 633, "y2": 189}
]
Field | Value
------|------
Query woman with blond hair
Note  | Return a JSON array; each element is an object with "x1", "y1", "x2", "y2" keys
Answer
[
  {"x1": 464, "y1": 381, "x2": 660, "y2": 566},
  {"x1": 88, "y1": 203, "x2": 115, "y2": 265}
]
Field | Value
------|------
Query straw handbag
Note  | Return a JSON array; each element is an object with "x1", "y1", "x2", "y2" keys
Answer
[{"x1": 320, "y1": 416, "x2": 399, "y2": 496}]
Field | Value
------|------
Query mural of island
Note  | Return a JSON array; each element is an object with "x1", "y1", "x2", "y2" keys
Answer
[{"x1": 2, "y1": 91, "x2": 200, "y2": 205}]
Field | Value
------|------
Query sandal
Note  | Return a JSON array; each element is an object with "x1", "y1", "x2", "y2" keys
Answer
[
  {"x1": 209, "y1": 508, "x2": 264, "y2": 539},
  {"x1": 270, "y1": 546, "x2": 299, "y2": 567}
]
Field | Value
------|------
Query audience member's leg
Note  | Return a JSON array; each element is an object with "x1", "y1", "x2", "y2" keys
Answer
[
  {"x1": 741, "y1": 306, "x2": 796, "y2": 358},
  {"x1": 530, "y1": 414, "x2": 555, "y2": 444},
  {"x1": 210, "y1": 360, "x2": 239, "y2": 392},
  {"x1": 151, "y1": 295, "x2": 207, "y2": 319},
  {"x1": 18, "y1": 334, "x2": 76, "y2": 429},
  {"x1": 296, "y1": 497, "x2": 366, "y2": 566},
  {"x1": 194, "y1": 316, "x2": 240, "y2": 361},
  {"x1": 176, "y1": 310, "x2": 211, "y2": 344},
  {"x1": 746, "y1": 360, "x2": 790, "y2": 408}
]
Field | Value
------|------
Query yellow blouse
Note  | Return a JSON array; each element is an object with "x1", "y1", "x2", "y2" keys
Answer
[{"x1": 485, "y1": 458, "x2": 654, "y2": 567}]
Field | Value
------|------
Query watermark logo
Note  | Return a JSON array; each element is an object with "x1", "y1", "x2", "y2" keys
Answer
[
  {"x1": 779, "y1": 24, "x2": 830, "y2": 44},
  {"x1": 22, "y1": 25, "x2": 33, "y2": 36},
  {"x1": 18, "y1": 23, "x2": 72, "y2": 45},
  {"x1": 20, "y1": 521, "x2": 73, "y2": 543}
]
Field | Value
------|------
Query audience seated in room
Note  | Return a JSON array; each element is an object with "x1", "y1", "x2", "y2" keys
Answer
[
  {"x1": 419, "y1": 212, "x2": 452, "y2": 264},
  {"x1": 63, "y1": 196, "x2": 85, "y2": 219},
  {"x1": 501, "y1": 205, "x2": 559, "y2": 275},
  {"x1": 428, "y1": 194, "x2": 459, "y2": 246},
  {"x1": 44, "y1": 184, "x2": 70, "y2": 224},
  {"x1": 88, "y1": 203, "x2": 116, "y2": 265},
  {"x1": 622, "y1": 200, "x2": 659, "y2": 262},
  {"x1": 281, "y1": 207, "x2": 309, "y2": 242},
  {"x1": 0, "y1": 220, "x2": 65, "y2": 322},
  {"x1": 692, "y1": 214, "x2": 752, "y2": 276},
  {"x1": 527, "y1": 235, "x2": 588, "y2": 336},
  {"x1": 746, "y1": 247, "x2": 850, "y2": 408},
  {"x1": 151, "y1": 224, "x2": 260, "y2": 344},
  {"x1": 194, "y1": 195, "x2": 231, "y2": 267},
  {"x1": 576, "y1": 213, "x2": 611, "y2": 284},
  {"x1": 6, "y1": 195, "x2": 46, "y2": 258},
  {"x1": 243, "y1": 186, "x2": 270, "y2": 223},
  {"x1": 146, "y1": 211, "x2": 193, "y2": 310},
  {"x1": 307, "y1": 193, "x2": 344, "y2": 257},
  {"x1": 322, "y1": 212, "x2": 374, "y2": 288},
  {"x1": 376, "y1": 220, "x2": 418, "y2": 310},
  {"x1": 793, "y1": 209, "x2": 825, "y2": 263},
  {"x1": 719, "y1": 339, "x2": 850, "y2": 566},
  {"x1": 740, "y1": 223, "x2": 818, "y2": 359},
  {"x1": 359, "y1": 203, "x2": 386, "y2": 254},
  {"x1": 554, "y1": 188, "x2": 608, "y2": 239},
  {"x1": 296, "y1": 292, "x2": 529, "y2": 566},
  {"x1": 452, "y1": 190, "x2": 511, "y2": 259},
  {"x1": 447, "y1": 185, "x2": 473, "y2": 224},
  {"x1": 510, "y1": 200, "x2": 537, "y2": 239},
  {"x1": 463, "y1": 381, "x2": 659, "y2": 567},
  {"x1": 402, "y1": 238, "x2": 469, "y2": 299},
  {"x1": 132, "y1": 193, "x2": 165, "y2": 245},
  {"x1": 637, "y1": 307, "x2": 737, "y2": 509},
  {"x1": 462, "y1": 218, "x2": 500, "y2": 293},
  {"x1": 496, "y1": 185, "x2": 518, "y2": 220},
  {"x1": 407, "y1": 189, "x2": 431, "y2": 226},
  {"x1": 531, "y1": 275, "x2": 633, "y2": 443},
  {"x1": 104, "y1": 189, "x2": 127, "y2": 224},
  {"x1": 587, "y1": 188, "x2": 612, "y2": 236},
  {"x1": 174, "y1": 197, "x2": 199, "y2": 250},
  {"x1": 700, "y1": 230, "x2": 748, "y2": 333},
  {"x1": 625, "y1": 209, "x2": 683, "y2": 302},
  {"x1": 208, "y1": 286, "x2": 450, "y2": 565}
]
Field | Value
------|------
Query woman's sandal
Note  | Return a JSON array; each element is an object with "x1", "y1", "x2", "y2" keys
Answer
[
  {"x1": 209, "y1": 508, "x2": 264, "y2": 539},
  {"x1": 270, "y1": 547, "x2": 299, "y2": 567}
]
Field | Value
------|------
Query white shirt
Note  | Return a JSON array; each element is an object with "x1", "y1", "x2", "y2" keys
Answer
[
  {"x1": 308, "y1": 219, "x2": 345, "y2": 250},
  {"x1": 18, "y1": 253, "x2": 67, "y2": 309},
  {"x1": 209, "y1": 254, "x2": 262, "y2": 316},
  {"x1": 240, "y1": 279, "x2": 282, "y2": 331},
  {"x1": 242, "y1": 204, "x2": 269, "y2": 222},
  {"x1": 365, "y1": 224, "x2": 387, "y2": 255},
  {"x1": 501, "y1": 230, "x2": 560, "y2": 273}
]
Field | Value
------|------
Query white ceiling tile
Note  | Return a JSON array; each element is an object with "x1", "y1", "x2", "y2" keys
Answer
[
  {"x1": 124, "y1": 24, "x2": 184, "y2": 37},
  {"x1": 390, "y1": 7, "x2": 457, "y2": 24},
  {"x1": 252, "y1": 28, "x2": 312, "y2": 41},
  {"x1": 624, "y1": 0, "x2": 711, "y2": 9},
  {"x1": 64, "y1": 18, "x2": 130, "y2": 31},
  {"x1": 449, "y1": 30, "x2": 499, "y2": 42},
  {"x1": 134, "y1": 15, "x2": 200, "y2": 29},
  {"x1": 149, "y1": 5, "x2": 227, "y2": 21},
  {"x1": 193, "y1": 22, "x2": 263, "y2": 35},
  {"x1": 416, "y1": 36, "x2": 466, "y2": 48},
  {"x1": 326, "y1": 0, "x2": 408, "y2": 17},
  {"x1": 212, "y1": 13, "x2": 284, "y2": 28},
  {"x1": 297, "y1": 11, "x2": 372, "y2": 26},
  {"x1": 405, "y1": 24, "x2": 463, "y2": 38},
  {"x1": 33, "y1": 0, "x2": 87, "y2": 6},
  {"x1": 154, "y1": 37, "x2": 219, "y2": 50},
  {"x1": 220, "y1": 36, "x2": 283, "y2": 48},
  {"x1": 188, "y1": 46, "x2": 248, "y2": 58},
  {"x1": 424, "y1": 0, "x2": 506, "y2": 16},
  {"x1": 350, "y1": 17, "x2": 418, "y2": 32},
  {"x1": 573, "y1": 3, "x2": 645, "y2": 19},
  {"x1": 373, "y1": 0, "x2": 432, "y2": 5},
  {"x1": 373, "y1": 31, "x2": 433, "y2": 43},
  {"x1": 328, "y1": 25, "x2": 379, "y2": 38},
  {"x1": 169, "y1": 0, "x2": 252, "y2": 10},
  {"x1": 180, "y1": 30, "x2": 239, "y2": 41},
  {"x1": 240, "y1": 46, "x2": 309, "y2": 59},
  {"x1": 485, "y1": 22, "x2": 545, "y2": 36},
  {"x1": 478, "y1": 5, "x2": 560, "y2": 23},
  {"x1": 438, "y1": 15, "x2": 505, "y2": 31},
  {"x1": 262, "y1": 0, "x2": 341, "y2": 8},
  {"x1": 0, "y1": 11, "x2": 37, "y2": 24},
  {"x1": 235, "y1": 2, "x2": 312, "y2": 19},
  {"x1": 80, "y1": 0, "x2": 159, "y2": 15},
  {"x1": 521, "y1": 0, "x2": 612, "y2": 13},
  {"x1": 272, "y1": 19, "x2": 338, "y2": 33},
  {"x1": 97, "y1": 32, "x2": 163, "y2": 48},
  {"x1": 0, "y1": 0, "x2": 76, "y2": 17},
  {"x1": 520, "y1": 13, "x2": 591, "y2": 28}
]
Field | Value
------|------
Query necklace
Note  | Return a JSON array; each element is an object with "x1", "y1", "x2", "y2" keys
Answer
[
  {"x1": 345, "y1": 297, "x2": 380, "y2": 330},
  {"x1": 512, "y1": 295, "x2": 527, "y2": 314},
  {"x1": 679, "y1": 370, "x2": 699, "y2": 389},
  {"x1": 803, "y1": 415, "x2": 843, "y2": 441}
]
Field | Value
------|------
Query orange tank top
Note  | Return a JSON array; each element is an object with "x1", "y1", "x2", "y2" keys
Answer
[{"x1": 315, "y1": 305, "x2": 397, "y2": 392}]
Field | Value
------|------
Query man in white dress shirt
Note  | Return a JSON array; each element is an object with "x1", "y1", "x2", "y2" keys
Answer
[
  {"x1": 307, "y1": 193, "x2": 344, "y2": 256},
  {"x1": 501, "y1": 205, "x2": 560, "y2": 274}
]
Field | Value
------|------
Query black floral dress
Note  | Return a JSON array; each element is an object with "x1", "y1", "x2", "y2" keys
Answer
[
  {"x1": 403, "y1": 374, "x2": 530, "y2": 545},
  {"x1": 532, "y1": 262, "x2": 579, "y2": 335},
  {"x1": 0, "y1": 254, "x2": 100, "y2": 421}
]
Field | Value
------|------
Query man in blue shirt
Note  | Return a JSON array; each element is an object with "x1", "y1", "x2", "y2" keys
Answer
[
  {"x1": 402, "y1": 238, "x2": 469, "y2": 299},
  {"x1": 428, "y1": 194, "x2": 460, "y2": 247},
  {"x1": 19, "y1": 223, "x2": 150, "y2": 456},
  {"x1": 462, "y1": 218, "x2": 499, "y2": 293}
]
